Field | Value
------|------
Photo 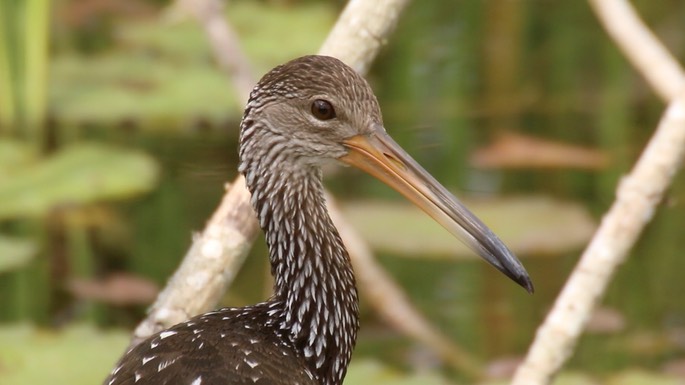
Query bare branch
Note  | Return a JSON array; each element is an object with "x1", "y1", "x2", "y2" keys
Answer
[
  {"x1": 512, "y1": 93, "x2": 685, "y2": 385},
  {"x1": 320, "y1": 0, "x2": 410, "y2": 74},
  {"x1": 131, "y1": 177, "x2": 258, "y2": 346},
  {"x1": 177, "y1": 0, "x2": 254, "y2": 102},
  {"x1": 511, "y1": 1, "x2": 685, "y2": 383},
  {"x1": 588, "y1": 0, "x2": 685, "y2": 102}
]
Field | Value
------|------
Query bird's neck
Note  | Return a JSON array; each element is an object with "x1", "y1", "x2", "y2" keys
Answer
[{"x1": 242, "y1": 157, "x2": 359, "y2": 385}]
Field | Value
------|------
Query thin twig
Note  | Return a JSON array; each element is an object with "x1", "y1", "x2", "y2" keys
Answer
[
  {"x1": 587, "y1": 0, "x2": 685, "y2": 102},
  {"x1": 319, "y1": 0, "x2": 409, "y2": 75},
  {"x1": 177, "y1": 0, "x2": 253, "y2": 101}
]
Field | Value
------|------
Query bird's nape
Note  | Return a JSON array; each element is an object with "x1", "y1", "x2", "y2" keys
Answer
[{"x1": 340, "y1": 124, "x2": 533, "y2": 293}]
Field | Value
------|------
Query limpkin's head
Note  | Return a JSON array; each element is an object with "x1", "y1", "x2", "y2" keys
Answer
[{"x1": 240, "y1": 55, "x2": 533, "y2": 293}]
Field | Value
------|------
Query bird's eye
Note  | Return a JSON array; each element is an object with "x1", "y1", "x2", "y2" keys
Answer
[{"x1": 311, "y1": 99, "x2": 336, "y2": 120}]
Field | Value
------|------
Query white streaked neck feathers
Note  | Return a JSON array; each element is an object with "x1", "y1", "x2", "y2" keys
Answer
[{"x1": 240, "y1": 124, "x2": 359, "y2": 385}]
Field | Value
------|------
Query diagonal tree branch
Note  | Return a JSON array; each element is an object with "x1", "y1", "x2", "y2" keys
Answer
[
  {"x1": 587, "y1": 0, "x2": 685, "y2": 102},
  {"x1": 511, "y1": 1, "x2": 685, "y2": 383}
]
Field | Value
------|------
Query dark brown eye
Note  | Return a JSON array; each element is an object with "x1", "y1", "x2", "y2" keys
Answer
[{"x1": 311, "y1": 99, "x2": 336, "y2": 120}]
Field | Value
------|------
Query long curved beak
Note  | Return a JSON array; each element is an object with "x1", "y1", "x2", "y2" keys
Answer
[{"x1": 340, "y1": 125, "x2": 534, "y2": 293}]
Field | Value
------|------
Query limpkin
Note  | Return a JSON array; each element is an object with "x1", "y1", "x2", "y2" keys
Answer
[{"x1": 104, "y1": 55, "x2": 533, "y2": 385}]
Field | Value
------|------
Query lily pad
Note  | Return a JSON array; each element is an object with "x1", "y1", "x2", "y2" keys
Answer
[
  {"x1": 479, "y1": 371, "x2": 599, "y2": 385},
  {"x1": 50, "y1": 1, "x2": 335, "y2": 127},
  {"x1": 0, "y1": 143, "x2": 159, "y2": 220},
  {"x1": 0, "y1": 324, "x2": 129, "y2": 385},
  {"x1": 341, "y1": 196, "x2": 595, "y2": 259},
  {"x1": 345, "y1": 359, "x2": 453, "y2": 385},
  {"x1": 605, "y1": 369, "x2": 682, "y2": 385}
]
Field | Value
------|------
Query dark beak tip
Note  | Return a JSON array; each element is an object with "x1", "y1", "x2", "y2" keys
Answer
[
  {"x1": 511, "y1": 272, "x2": 535, "y2": 294},
  {"x1": 488, "y1": 249, "x2": 534, "y2": 294},
  {"x1": 490, "y1": 259, "x2": 534, "y2": 293},
  {"x1": 520, "y1": 276, "x2": 535, "y2": 294}
]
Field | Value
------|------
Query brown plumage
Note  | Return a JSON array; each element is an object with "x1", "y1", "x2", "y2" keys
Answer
[{"x1": 104, "y1": 55, "x2": 532, "y2": 385}]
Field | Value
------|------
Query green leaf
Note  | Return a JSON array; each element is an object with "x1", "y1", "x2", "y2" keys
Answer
[
  {"x1": 341, "y1": 196, "x2": 596, "y2": 259},
  {"x1": 345, "y1": 360, "x2": 454, "y2": 385},
  {"x1": 49, "y1": 2, "x2": 336, "y2": 128},
  {"x1": 0, "y1": 143, "x2": 159, "y2": 220},
  {"x1": 478, "y1": 371, "x2": 598, "y2": 385},
  {"x1": 605, "y1": 369, "x2": 682, "y2": 385},
  {"x1": 0, "y1": 324, "x2": 129, "y2": 385}
]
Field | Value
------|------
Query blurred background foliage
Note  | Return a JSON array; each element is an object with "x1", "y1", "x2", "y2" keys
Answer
[{"x1": 1, "y1": 0, "x2": 685, "y2": 384}]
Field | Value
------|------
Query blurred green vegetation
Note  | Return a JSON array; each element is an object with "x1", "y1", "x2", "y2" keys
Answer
[
  {"x1": 1, "y1": 0, "x2": 685, "y2": 384},
  {"x1": 0, "y1": 0, "x2": 50, "y2": 144},
  {"x1": 49, "y1": 1, "x2": 334, "y2": 127}
]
